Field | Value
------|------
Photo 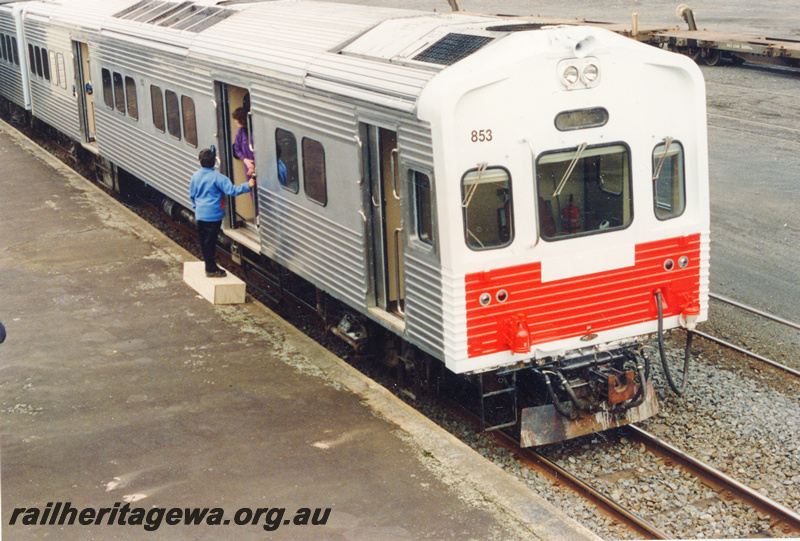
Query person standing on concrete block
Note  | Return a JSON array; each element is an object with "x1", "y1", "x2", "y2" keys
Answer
[{"x1": 190, "y1": 148, "x2": 255, "y2": 278}]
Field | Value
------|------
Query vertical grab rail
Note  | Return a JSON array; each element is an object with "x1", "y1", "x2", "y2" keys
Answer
[
  {"x1": 394, "y1": 227, "x2": 405, "y2": 316},
  {"x1": 390, "y1": 148, "x2": 400, "y2": 200}
]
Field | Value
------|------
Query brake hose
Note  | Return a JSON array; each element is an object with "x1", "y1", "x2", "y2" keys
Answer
[{"x1": 655, "y1": 290, "x2": 693, "y2": 395}]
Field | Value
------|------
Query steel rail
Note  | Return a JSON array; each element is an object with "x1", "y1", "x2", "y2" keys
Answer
[
  {"x1": 710, "y1": 293, "x2": 800, "y2": 331},
  {"x1": 691, "y1": 330, "x2": 800, "y2": 379},
  {"x1": 444, "y1": 399, "x2": 672, "y2": 540},
  {"x1": 625, "y1": 425, "x2": 800, "y2": 536}
]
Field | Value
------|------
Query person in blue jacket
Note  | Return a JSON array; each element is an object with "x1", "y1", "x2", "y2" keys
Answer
[{"x1": 190, "y1": 148, "x2": 255, "y2": 277}]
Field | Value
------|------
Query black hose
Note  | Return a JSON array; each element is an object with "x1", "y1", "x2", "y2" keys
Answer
[
  {"x1": 539, "y1": 371, "x2": 575, "y2": 419},
  {"x1": 552, "y1": 370, "x2": 594, "y2": 411},
  {"x1": 655, "y1": 290, "x2": 691, "y2": 395}
]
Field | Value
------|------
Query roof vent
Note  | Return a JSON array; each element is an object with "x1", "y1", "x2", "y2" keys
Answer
[
  {"x1": 112, "y1": 0, "x2": 234, "y2": 33},
  {"x1": 413, "y1": 33, "x2": 493, "y2": 66}
]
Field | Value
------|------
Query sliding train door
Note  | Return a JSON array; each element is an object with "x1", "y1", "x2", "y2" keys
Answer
[
  {"x1": 362, "y1": 123, "x2": 405, "y2": 320},
  {"x1": 72, "y1": 41, "x2": 95, "y2": 145},
  {"x1": 214, "y1": 81, "x2": 256, "y2": 233}
]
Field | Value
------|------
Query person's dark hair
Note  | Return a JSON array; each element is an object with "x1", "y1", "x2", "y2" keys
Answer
[
  {"x1": 232, "y1": 107, "x2": 247, "y2": 126},
  {"x1": 199, "y1": 148, "x2": 216, "y2": 168}
]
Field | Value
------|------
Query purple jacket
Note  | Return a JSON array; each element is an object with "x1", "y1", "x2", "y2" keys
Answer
[{"x1": 233, "y1": 128, "x2": 254, "y2": 167}]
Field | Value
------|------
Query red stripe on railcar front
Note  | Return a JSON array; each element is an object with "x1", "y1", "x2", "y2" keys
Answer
[{"x1": 465, "y1": 235, "x2": 702, "y2": 358}]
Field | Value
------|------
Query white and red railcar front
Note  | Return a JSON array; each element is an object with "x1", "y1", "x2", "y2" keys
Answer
[{"x1": 418, "y1": 25, "x2": 709, "y2": 445}]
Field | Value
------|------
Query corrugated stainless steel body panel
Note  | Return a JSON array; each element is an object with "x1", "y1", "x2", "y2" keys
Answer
[
  {"x1": 0, "y1": 8, "x2": 24, "y2": 107},
  {"x1": 23, "y1": 16, "x2": 81, "y2": 139},
  {"x1": 404, "y1": 252, "x2": 445, "y2": 358},
  {"x1": 261, "y1": 192, "x2": 367, "y2": 310},
  {"x1": 91, "y1": 37, "x2": 212, "y2": 209},
  {"x1": 397, "y1": 118, "x2": 434, "y2": 170},
  {"x1": 252, "y1": 79, "x2": 367, "y2": 309}
]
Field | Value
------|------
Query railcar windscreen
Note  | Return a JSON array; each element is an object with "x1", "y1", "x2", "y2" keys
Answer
[
  {"x1": 652, "y1": 140, "x2": 685, "y2": 220},
  {"x1": 536, "y1": 144, "x2": 631, "y2": 239},
  {"x1": 461, "y1": 166, "x2": 513, "y2": 250}
]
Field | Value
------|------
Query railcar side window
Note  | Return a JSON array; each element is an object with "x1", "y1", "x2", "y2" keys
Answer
[
  {"x1": 48, "y1": 51, "x2": 58, "y2": 86},
  {"x1": 150, "y1": 85, "x2": 165, "y2": 133},
  {"x1": 11, "y1": 37, "x2": 19, "y2": 65},
  {"x1": 461, "y1": 166, "x2": 513, "y2": 250},
  {"x1": 41, "y1": 48, "x2": 50, "y2": 81},
  {"x1": 113, "y1": 72, "x2": 125, "y2": 113},
  {"x1": 125, "y1": 76, "x2": 138, "y2": 120},
  {"x1": 57, "y1": 54, "x2": 66, "y2": 88},
  {"x1": 34, "y1": 46, "x2": 43, "y2": 77},
  {"x1": 165, "y1": 90, "x2": 180, "y2": 139},
  {"x1": 653, "y1": 139, "x2": 686, "y2": 220},
  {"x1": 275, "y1": 128, "x2": 299, "y2": 193},
  {"x1": 536, "y1": 143, "x2": 632, "y2": 240},
  {"x1": 27, "y1": 44, "x2": 34, "y2": 74},
  {"x1": 302, "y1": 137, "x2": 326, "y2": 206},
  {"x1": 181, "y1": 95, "x2": 197, "y2": 147},
  {"x1": 103, "y1": 69, "x2": 113, "y2": 108},
  {"x1": 413, "y1": 170, "x2": 434, "y2": 245},
  {"x1": 1, "y1": 34, "x2": 7, "y2": 62}
]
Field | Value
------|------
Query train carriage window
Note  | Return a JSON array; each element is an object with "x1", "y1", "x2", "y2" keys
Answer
[
  {"x1": 27, "y1": 44, "x2": 35, "y2": 74},
  {"x1": 102, "y1": 69, "x2": 113, "y2": 108},
  {"x1": 275, "y1": 128, "x2": 299, "y2": 193},
  {"x1": 653, "y1": 139, "x2": 686, "y2": 220},
  {"x1": 48, "y1": 51, "x2": 58, "y2": 86},
  {"x1": 536, "y1": 143, "x2": 632, "y2": 240},
  {"x1": 113, "y1": 72, "x2": 125, "y2": 113},
  {"x1": 413, "y1": 170, "x2": 434, "y2": 245},
  {"x1": 302, "y1": 138, "x2": 326, "y2": 206},
  {"x1": 57, "y1": 54, "x2": 66, "y2": 88},
  {"x1": 461, "y1": 166, "x2": 513, "y2": 250},
  {"x1": 164, "y1": 89, "x2": 181, "y2": 139},
  {"x1": 34, "y1": 46, "x2": 43, "y2": 77},
  {"x1": 125, "y1": 76, "x2": 138, "y2": 120},
  {"x1": 181, "y1": 95, "x2": 197, "y2": 147},
  {"x1": 1, "y1": 34, "x2": 7, "y2": 62},
  {"x1": 41, "y1": 48, "x2": 50, "y2": 81},
  {"x1": 11, "y1": 37, "x2": 19, "y2": 65},
  {"x1": 150, "y1": 85, "x2": 165, "y2": 133}
]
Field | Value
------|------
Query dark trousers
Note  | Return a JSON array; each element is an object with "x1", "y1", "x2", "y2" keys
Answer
[{"x1": 197, "y1": 220, "x2": 222, "y2": 273}]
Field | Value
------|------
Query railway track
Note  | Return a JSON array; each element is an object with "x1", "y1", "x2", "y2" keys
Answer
[{"x1": 693, "y1": 294, "x2": 800, "y2": 380}]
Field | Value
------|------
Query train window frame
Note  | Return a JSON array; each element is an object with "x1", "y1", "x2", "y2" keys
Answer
[
  {"x1": 150, "y1": 85, "x2": 165, "y2": 133},
  {"x1": 181, "y1": 95, "x2": 197, "y2": 147},
  {"x1": 113, "y1": 72, "x2": 125, "y2": 114},
  {"x1": 34, "y1": 46, "x2": 43, "y2": 78},
  {"x1": 302, "y1": 137, "x2": 327, "y2": 206},
  {"x1": 536, "y1": 142, "x2": 633, "y2": 241},
  {"x1": 652, "y1": 139, "x2": 686, "y2": 220},
  {"x1": 412, "y1": 169, "x2": 434, "y2": 246},
  {"x1": 125, "y1": 76, "x2": 138, "y2": 120},
  {"x1": 27, "y1": 44, "x2": 34, "y2": 74},
  {"x1": 102, "y1": 69, "x2": 113, "y2": 109},
  {"x1": 461, "y1": 165, "x2": 514, "y2": 251},
  {"x1": 48, "y1": 51, "x2": 58, "y2": 87},
  {"x1": 275, "y1": 128, "x2": 299, "y2": 193},
  {"x1": 554, "y1": 107, "x2": 609, "y2": 131},
  {"x1": 12, "y1": 37, "x2": 19, "y2": 65},
  {"x1": 164, "y1": 89, "x2": 181, "y2": 140},
  {"x1": 41, "y1": 47, "x2": 50, "y2": 81},
  {"x1": 1, "y1": 33, "x2": 7, "y2": 62},
  {"x1": 57, "y1": 53, "x2": 66, "y2": 88}
]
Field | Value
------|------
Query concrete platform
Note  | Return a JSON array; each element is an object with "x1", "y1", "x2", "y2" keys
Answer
[
  {"x1": 0, "y1": 119, "x2": 601, "y2": 541},
  {"x1": 183, "y1": 261, "x2": 246, "y2": 305}
]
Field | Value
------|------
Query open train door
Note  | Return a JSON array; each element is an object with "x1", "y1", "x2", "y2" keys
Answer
[
  {"x1": 361, "y1": 123, "x2": 405, "y2": 326},
  {"x1": 72, "y1": 41, "x2": 96, "y2": 148},
  {"x1": 214, "y1": 81, "x2": 260, "y2": 252}
]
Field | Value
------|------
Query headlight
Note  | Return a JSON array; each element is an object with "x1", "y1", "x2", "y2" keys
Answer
[
  {"x1": 582, "y1": 63, "x2": 599, "y2": 83},
  {"x1": 562, "y1": 66, "x2": 580, "y2": 86}
]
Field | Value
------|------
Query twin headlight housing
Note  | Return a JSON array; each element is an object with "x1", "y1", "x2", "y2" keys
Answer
[{"x1": 558, "y1": 58, "x2": 601, "y2": 90}]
